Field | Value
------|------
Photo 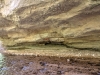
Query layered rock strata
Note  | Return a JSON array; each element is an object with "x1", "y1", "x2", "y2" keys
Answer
[{"x1": 0, "y1": 0, "x2": 100, "y2": 50}]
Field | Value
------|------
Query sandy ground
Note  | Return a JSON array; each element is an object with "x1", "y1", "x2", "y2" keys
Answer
[
  {"x1": 3, "y1": 49, "x2": 100, "y2": 58},
  {"x1": 0, "y1": 45, "x2": 100, "y2": 75},
  {"x1": 0, "y1": 54, "x2": 100, "y2": 75}
]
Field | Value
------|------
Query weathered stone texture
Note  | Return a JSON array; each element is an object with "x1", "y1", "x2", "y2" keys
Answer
[{"x1": 0, "y1": 0, "x2": 100, "y2": 50}]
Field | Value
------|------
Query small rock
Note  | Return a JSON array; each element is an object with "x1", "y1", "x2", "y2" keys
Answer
[
  {"x1": 57, "y1": 71, "x2": 64, "y2": 75},
  {"x1": 22, "y1": 66, "x2": 30, "y2": 71},
  {"x1": 40, "y1": 62, "x2": 46, "y2": 66}
]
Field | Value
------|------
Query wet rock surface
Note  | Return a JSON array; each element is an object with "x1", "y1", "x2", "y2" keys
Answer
[{"x1": 0, "y1": 54, "x2": 100, "y2": 75}]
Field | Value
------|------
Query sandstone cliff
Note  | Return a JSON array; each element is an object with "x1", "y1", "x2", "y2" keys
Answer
[{"x1": 0, "y1": 0, "x2": 100, "y2": 50}]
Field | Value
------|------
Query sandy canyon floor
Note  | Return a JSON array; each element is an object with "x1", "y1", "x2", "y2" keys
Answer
[{"x1": 0, "y1": 45, "x2": 99, "y2": 75}]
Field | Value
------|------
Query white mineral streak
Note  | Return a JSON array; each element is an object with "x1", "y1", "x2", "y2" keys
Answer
[
  {"x1": 0, "y1": 0, "x2": 20, "y2": 17},
  {"x1": 0, "y1": 0, "x2": 50, "y2": 17}
]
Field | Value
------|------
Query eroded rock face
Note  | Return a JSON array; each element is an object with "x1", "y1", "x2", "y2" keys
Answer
[{"x1": 0, "y1": 0, "x2": 100, "y2": 50}]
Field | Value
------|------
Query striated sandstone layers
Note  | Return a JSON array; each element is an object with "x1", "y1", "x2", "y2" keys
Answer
[{"x1": 0, "y1": 0, "x2": 100, "y2": 50}]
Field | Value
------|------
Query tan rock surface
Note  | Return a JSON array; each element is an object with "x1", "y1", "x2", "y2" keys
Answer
[{"x1": 0, "y1": 0, "x2": 100, "y2": 50}]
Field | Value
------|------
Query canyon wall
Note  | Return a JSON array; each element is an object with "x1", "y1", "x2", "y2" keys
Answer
[{"x1": 0, "y1": 0, "x2": 100, "y2": 50}]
